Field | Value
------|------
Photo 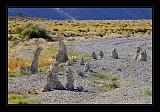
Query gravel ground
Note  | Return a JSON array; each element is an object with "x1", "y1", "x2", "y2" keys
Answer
[{"x1": 8, "y1": 37, "x2": 152, "y2": 104}]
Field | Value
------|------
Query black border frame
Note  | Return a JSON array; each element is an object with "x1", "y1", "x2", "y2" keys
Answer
[{"x1": 1, "y1": 1, "x2": 158, "y2": 111}]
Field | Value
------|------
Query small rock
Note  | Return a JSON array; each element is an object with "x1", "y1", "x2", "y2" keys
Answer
[
  {"x1": 84, "y1": 62, "x2": 91, "y2": 73},
  {"x1": 140, "y1": 50, "x2": 147, "y2": 61},
  {"x1": 112, "y1": 48, "x2": 118, "y2": 59},
  {"x1": 99, "y1": 51, "x2": 104, "y2": 58},
  {"x1": 80, "y1": 57, "x2": 85, "y2": 65},
  {"x1": 136, "y1": 47, "x2": 141, "y2": 54},
  {"x1": 102, "y1": 67, "x2": 106, "y2": 70},
  {"x1": 76, "y1": 70, "x2": 85, "y2": 77},
  {"x1": 117, "y1": 68, "x2": 122, "y2": 71},
  {"x1": 66, "y1": 60, "x2": 73, "y2": 66},
  {"x1": 92, "y1": 51, "x2": 97, "y2": 59},
  {"x1": 136, "y1": 50, "x2": 147, "y2": 61},
  {"x1": 75, "y1": 86, "x2": 87, "y2": 92}
]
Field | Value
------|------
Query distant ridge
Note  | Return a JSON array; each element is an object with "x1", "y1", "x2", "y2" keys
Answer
[{"x1": 8, "y1": 8, "x2": 152, "y2": 20}]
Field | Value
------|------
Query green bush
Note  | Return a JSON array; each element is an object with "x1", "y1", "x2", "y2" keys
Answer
[
  {"x1": 145, "y1": 88, "x2": 152, "y2": 96},
  {"x1": 12, "y1": 26, "x2": 23, "y2": 34},
  {"x1": 91, "y1": 72, "x2": 109, "y2": 80},
  {"x1": 22, "y1": 26, "x2": 47, "y2": 39},
  {"x1": 111, "y1": 76, "x2": 118, "y2": 81},
  {"x1": 11, "y1": 23, "x2": 48, "y2": 41},
  {"x1": 103, "y1": 81, "x2": 119, "y2": 91},
  {"x1": 8, "y1": 93, "x2": 41, "y2": 104}
]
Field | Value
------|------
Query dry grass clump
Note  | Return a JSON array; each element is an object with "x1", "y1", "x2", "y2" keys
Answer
[
  {"x1": 91, "y1": 72, "x2": 109, "y2": 80},
  {"x1": 8, "y1": 56, "x2": 53, "y2": 77},
  {"x1": 39, "y1": 58, "x2": 53, "y2": 67},
  {"x1": 102, "y1": 81, "x2": 119, "y2": 91},
  {"x1": 91, "y1": 73, "x2": 120, "y2": 92}
]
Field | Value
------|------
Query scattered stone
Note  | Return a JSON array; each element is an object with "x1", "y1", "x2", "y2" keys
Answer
[
  {"x1": 43, "y1": 61, "x2": 65, "y2": 92},
  {"x1": 65, "y1": 67, "x2": 74, "y2": 91},
  {"x1": 30, "y1": 47, "x2": 42, "y2": 74},
  {"x1": 76, "y1": 70, "x2": 85, "y2": 77},
  {"x1": 99, "y1": 51, "x2": 104, "y2": 58},
  {"x1": 112, "y1": 48, "x2": 118, "y2": 59},
  {"x1": 102, "y1": 67, "x2": 106, "y2": 70},
  {"x1": 117, "y1": 68, "x2": 122, "y2": 71},
  {"x1": 136, "y1": 47, "x2": 141, "y2": 54},
  {"x1": 75, "y1": 86, "x2": 87, "y2": 92},
  {"x1": 92, "y1": 51, "x2": 97, "y2": 59},
  {"x1": 80, "y1": 57, "x2": 85, "y2": 65}
]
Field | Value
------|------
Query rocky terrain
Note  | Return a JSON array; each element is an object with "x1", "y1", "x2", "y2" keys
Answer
[{"x1": 8, "y1": 36, "x2": 152, "y2": 104}]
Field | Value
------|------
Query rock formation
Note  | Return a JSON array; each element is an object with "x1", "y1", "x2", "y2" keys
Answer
[
  {"x1": 43, "y1": 61, "x2": 65, "y2": 92},
  {"x1": 136, "y1": 50, "x2": 147, "y2": 61},
  {"x1": 134, "y1": 47, "x2": 140, "y2": 60},
  {"x1": 140, "y1": 50, "x2": 147, "y2": 61},
  {"x1": 65, "y1": 67, "x2": 74, "y2": 91},
  {"x1": 30, "y1": 47, "x2": 42, "y2": 74},
  {"x1": 58, "y1": 37, "x2": 69, "y2": 63},
  {"x1": 92, "y1": 51, "x2": 97, "y2": 59},
  {"x1": 112, "y1": 48, "x2": 118, "y2": 59}
]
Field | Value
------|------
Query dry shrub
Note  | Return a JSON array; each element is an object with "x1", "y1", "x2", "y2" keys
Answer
[
  {"x1": 8, "y1": 57, "x2": 31, "y2": 72},
  {"x1": 39, "y1": 58, "x2": 53, "y2": 67},
  {"x1": 8, "y1": 57, "x2": 53, "y2": 77}
]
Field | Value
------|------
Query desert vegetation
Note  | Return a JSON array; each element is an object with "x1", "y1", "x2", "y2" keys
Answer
[{"x1": 8, "y1": 16, "x2": 152, "y2": 42}]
